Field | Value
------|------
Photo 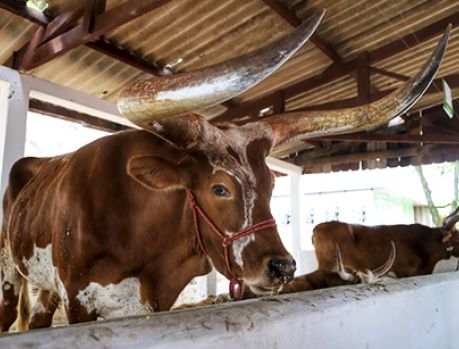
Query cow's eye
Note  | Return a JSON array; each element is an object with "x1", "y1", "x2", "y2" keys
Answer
[{"x1": 212, "y1": 184, "x2": 229, "y2": 197}]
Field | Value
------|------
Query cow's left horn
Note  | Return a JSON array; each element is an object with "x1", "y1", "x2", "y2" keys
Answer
[
  {"x1": 118, "y1": 10, "x2": 325, "y2": 128},
  {"x1": 371, "y1": 241, "x2": 396, "y2": 278},
  {"x1": 335, "y1": 244, "x2": 355, "y2": 282},
  {"x1": 263, "y1": 25, "x2": 450, "y2": 148},
  {"x1": 443, "y1": 206, "x2": 459, "y2": 229}
]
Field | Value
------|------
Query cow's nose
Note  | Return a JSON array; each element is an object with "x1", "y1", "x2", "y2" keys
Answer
[{"x1": 268, "y1": 258, "x2": 296, "y2": 283}]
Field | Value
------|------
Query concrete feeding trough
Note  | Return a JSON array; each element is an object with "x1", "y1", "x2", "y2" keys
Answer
[{"x1": 1, "y1": 272, "x2": 458, "y2": 349}]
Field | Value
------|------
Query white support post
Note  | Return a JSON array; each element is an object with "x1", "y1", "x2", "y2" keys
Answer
[
  {"x1": 266, "y1": 157, "x2": 304, "y2": 273},
  {"x1": 206, "y1": 269, "x2": 217, "y2": 296},
  {"x1": 0, "y1": 68, "x2": 30, "y2": 215},
  {"x1": 290, "y1": 173, "x2": 304, "y2": 274}
]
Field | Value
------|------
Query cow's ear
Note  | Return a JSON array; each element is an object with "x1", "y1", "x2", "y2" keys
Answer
[{"x1": 127, "y1": 156, "x2": 191, "y2": 190}]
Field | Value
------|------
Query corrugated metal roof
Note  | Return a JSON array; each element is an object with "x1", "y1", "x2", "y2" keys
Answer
[{"x1": 0, "y1": 0, "x2": 458, "y2": 161}]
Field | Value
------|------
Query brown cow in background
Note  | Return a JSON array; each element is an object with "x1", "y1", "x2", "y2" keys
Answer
[{"x1": 313, "y1": 207, "x2": 459, "y2": 277}]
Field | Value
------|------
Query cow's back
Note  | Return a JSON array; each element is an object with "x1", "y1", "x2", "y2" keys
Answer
[{"x1": 312, "y1": 221, "x2": 442, "y2": 277}]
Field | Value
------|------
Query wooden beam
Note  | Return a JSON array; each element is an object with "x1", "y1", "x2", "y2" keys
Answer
[
  {"x1": 261, "y1": 0, "x2": 341, "y2": 63},
  {"x1": 1, "y1": 0, "x2": 169, "y2": 76},
  {"x1": 370, "y1": 67, "x2": 409, "y2": 81},
  {"x1": 357, "y1": 52, "x2": 370, "y2": 104},
  {"x1": 296, "y1": 145, "x2": 433, "y2": 168},
  {"x1": 17, "y1": 0, "x2": 173, "y2": 70},
  {"x1": 29, "y1": 99, "x2": 130, "y2": 133},
  {"x1": 43, "y1": 8, "x2": 84, "y2": 43},
  {"x1": 313, "y1": 132, "x2": 459, "y2": 144},
  {"x1": 9, "y1": 7, "x2": 85, "y2": 69},
  {"x1": 214, "y1": 11, "x2": 459, "y2": 122},
  {"x1": 0, "y1": 0, "x2": 50, "y2": 25},
  {"x1": 273, "y1": 90, "x2": 285, "y2": 114},
  {"x1": 299, "y1": 145, "x2": 459, "y2": 171}
]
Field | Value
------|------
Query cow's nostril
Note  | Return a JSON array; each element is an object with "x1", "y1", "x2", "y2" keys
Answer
[{"x1": 268, "y1": 258, "x2": 296, "y2": 280}]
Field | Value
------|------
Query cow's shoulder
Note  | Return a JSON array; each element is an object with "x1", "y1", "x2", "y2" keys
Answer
[{"x1": 8, "y1": 157, "x2": 49, "y2": 201}]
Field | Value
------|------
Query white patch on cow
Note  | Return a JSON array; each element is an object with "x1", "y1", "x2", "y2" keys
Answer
[
  {"x1": 386, "y1": 271, "x2": 398, "y2": 278},
  {"x1": 21, "y1": 245, "x2": 68, "y2": 306},
  {"x1": 30, "y1": 299, "x2": 46, "y2": 318},
  {"x1": 0, "y1": 239, "x2": 21, "y2": 297},
  {"x1": 76, "y1": 277, "x2": 151, "y2": 319},
  {"x1": 433, "y1": 257, "x2": 459, "y2": 274},
  {"x1": 231, "y1": 235, "x2": 255, "y2": 268}
]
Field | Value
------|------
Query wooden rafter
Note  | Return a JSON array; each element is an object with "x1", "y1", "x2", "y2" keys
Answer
[
  {"x1": 11, "y1": 0, "x2": 173, "y2": 70},
  {"x1": 370, "y1": 67, "x2": 409, "y2": 81},
  {"x1": 262, "y1": 0, "x2": 382, "y2": 103},
  {"x1": 312, "y1": 132, "x2": 459, "y2": 144},
  {"x1": 357, "y1": 52, "x2": 370, "y2": 104},
  {"x1": 1, "y1": 0, "x2": 170, "y2": 76},
  {"x1": 261, "y1": 0, "x2": 341, "y2": 63},
  {"x1": 0, "y1": 0, "x2": 49, "y2": 25},
  {"x1": 213, "y1": 10, "x2": 459, "y2": 123}
]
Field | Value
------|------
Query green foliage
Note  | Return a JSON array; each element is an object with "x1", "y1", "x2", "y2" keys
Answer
[{"x1": 415, "y1": 160, "x2": 459, "y2": 227}]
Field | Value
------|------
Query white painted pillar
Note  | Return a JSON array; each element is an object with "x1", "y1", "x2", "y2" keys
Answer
[
  {"x1": 266, "y1": 157, "x2": 304, "y2": 273},
  {"x1": 206, "y1": 269, "x2": 217, "y2": 296},
  {"x1": 0, "y1": 67, "x2": 30, "y2": 214},
  {"x1": 290, "y1": 173, "x2": 304, "y2": 274}
]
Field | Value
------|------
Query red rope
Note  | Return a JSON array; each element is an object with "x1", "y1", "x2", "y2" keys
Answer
[{"x1": 185, "y1": 188, "x2": 276, "y2": 299}]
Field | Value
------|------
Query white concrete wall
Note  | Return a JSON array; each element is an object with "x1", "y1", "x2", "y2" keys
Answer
[{"x1": 3, "y1": 272, "x2": 459, "y2": 349}]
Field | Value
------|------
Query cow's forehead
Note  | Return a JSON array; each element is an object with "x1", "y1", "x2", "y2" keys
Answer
[
  {"x1": 196, "y1": 121, "x2": 273, "y2": 171},
  {"x1": 193, "y1": 121, "x2": 274, "y2": 229}
]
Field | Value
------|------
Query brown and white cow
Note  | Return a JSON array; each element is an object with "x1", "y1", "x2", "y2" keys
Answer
[
  {"x1": 0, "y1": 10, "x2": 449, "y2": 331},
  {"x1": 313, "y1": 207, "x2": 459, "y2": 278}
]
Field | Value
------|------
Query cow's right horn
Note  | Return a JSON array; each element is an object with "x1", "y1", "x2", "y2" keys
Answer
[
  {"x1": 371, "y1": 241, "x2": 396, "y2": 278},
  {"x1": 443, "y1": 207, "x2": 459, "y2": 229},
  {"x1": 263, "y1": 25, "x2": 450, "y2": 149},
  {"x1": 118, "y1": 10, "x2": 325, "y2": 128}
]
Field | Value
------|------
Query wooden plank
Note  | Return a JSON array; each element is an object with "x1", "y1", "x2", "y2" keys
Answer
[
  {"x1": 20, "y1": 0, "x2": 173, "y2": 69},
  {"x1": 1, "y1": 0, "x2": 169, "y2": 76},
  {"x1": 29, "y1": 99, "x2": 130, "y2": 133},
  {"x1": 43, "y1": 8, "x2": 84, "y2": 43}
]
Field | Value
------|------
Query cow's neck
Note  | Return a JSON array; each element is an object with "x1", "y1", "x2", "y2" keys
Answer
[{"x1": 139, "y1": 191, "x2": 215, "y2": 311}]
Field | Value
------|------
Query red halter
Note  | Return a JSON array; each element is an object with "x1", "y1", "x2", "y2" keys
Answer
[{"x1": 184, "y1": 188, "x2": 277, "y2": 299}]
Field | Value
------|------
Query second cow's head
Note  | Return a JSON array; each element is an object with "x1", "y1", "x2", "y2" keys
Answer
[{"x1": 119, "y1": 11, "x2": 449, "y2": 294}]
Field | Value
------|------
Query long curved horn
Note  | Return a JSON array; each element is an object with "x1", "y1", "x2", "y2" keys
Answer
[
  {"x1": 336, "y1": 244, "x2": 355, "y2": 282},
  {"x1": 443, "y1": 206, "x2": 459, "y2": 229},
  {"x1": 263, "y1": 26, "x2": 450, "y2": 148},
  {"x1": 118, "y1": 10, "x2": 325, "y2": 128},
  {"x1": 371, "y1": 241, "x2": 396, "y2": 278}
]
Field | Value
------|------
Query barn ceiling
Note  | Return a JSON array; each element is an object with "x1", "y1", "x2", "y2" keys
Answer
[{"x1": 0, "y1": 0, "x2": 458, "y2": 173}]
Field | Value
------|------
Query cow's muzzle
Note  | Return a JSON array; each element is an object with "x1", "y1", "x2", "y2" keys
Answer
[{"x1": 268, "y1": 258, "x2": 296, "y2": 284}]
